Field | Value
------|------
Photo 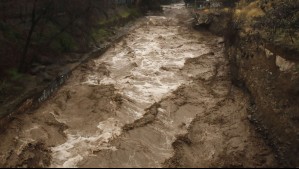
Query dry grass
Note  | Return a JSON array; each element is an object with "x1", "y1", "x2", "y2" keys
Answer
[
  {"x1": 233, "y1": 0, "x2": 265, "y2": 34},
  {"x1": 235, "y1": 0, "x2": 264, "y2": 20}
]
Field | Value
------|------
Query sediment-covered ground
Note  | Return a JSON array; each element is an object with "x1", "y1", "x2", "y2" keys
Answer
[{"x1": 0, "y1": 3, "x2": 278, "y2": 168}]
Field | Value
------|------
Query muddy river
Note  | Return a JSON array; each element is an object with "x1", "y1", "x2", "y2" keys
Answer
[{"x1": 0, "y1": 3, "x2": 278, "y2": 168}]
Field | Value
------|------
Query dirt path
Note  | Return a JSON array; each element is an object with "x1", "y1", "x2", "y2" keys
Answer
[{"x1": 0, "y1": 3, "x2": 277, "y2": 168}]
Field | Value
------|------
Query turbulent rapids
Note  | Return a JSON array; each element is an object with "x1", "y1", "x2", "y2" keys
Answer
[{"x1": 0, "y1": 3, "x2": 277, "y2": 168}]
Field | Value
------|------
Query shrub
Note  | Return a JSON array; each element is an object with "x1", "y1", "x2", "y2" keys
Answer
[
  {"x1": 50, "y1": 32, "x2": 76, "y2": 52},
  {"x1": 93, "y1": 28, "x2": 110, "y2": 40},
  {"x1": 6, "y1": 68, "x2": 23, "y2": 80}
]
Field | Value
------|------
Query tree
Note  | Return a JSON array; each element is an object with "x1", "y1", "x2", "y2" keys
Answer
[{"x1": 18, "y1": 0, "x2": 54, "y2": 72}]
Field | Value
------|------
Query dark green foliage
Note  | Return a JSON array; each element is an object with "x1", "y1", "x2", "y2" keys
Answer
[
  {"x1": 6, "y1": 68, "x2": 23, "y2": 81},
  {"x1": 50, "y1": 32, "x2": 76, "y2": 52},
  {"x1": 254, "y1": 0, "x2": 299, "y2": 45},
  {"x1": 0, "y1": 0, "x2": 144, "y2": 73}
]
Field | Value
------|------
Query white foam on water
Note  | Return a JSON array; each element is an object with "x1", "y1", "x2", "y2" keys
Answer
[
  {"x1": 82, "y1": 75, "x2": 100, "y2": 86},
  {"x1": 50, "y1": 9, "x2": 207, "y2": 167},
  {"x1": 50, "y1": 118, "x2": 122, "y2": 168}
]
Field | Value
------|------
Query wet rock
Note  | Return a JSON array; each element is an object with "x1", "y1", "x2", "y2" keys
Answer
[
  {"x1": 248, "y1": 115, "x2": 253, "y2": 121},
  {"x1": 195, "y1": 13, "x2": 212, "y2": 27},
  {"x1": 58, "y1": 68, "x2": 70, "y2": 77},
  {"x1": 217, "y1": 38, "x2": 224, "y2": 44}
]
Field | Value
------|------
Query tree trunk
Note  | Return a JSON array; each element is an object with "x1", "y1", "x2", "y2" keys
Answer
[{"x1": 18, "y1": 0, "x2": 38, "y2": 73}]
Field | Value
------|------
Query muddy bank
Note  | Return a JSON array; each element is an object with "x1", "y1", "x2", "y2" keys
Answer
[
  {"x1": 193, "y1": 5, "x2": 299, "y2": 167},
  {"x1": 164, "y1": 88, "x2": 277, "y2": 168},
  {"x1": 225, "y1": 35, "x2": 299, "y2": 167},
  {"x1": 162, "y1": 31, "x2": 277, "y2": 168}
]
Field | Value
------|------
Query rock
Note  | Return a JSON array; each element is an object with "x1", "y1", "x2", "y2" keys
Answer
[
  {"x1": 195, "y1": 13, "x2": 212, "y2": 26},
  {"x1": 216, "y1": 38, "x2": 224, "y2": 44},
  {"x1": 276, "y1": 55, "x2": 295, "y2": 72},
  {"x1": 58, "y1": 68, "x2": 70, "y2": 77},
  {"x1": 247, "y1": 115, "x2": 252, "y2": 121}
]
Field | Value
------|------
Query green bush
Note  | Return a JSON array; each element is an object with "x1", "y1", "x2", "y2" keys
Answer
[
  {"x1": 98, "y1": 16, "x2": 120, "y2": 26},
  {"x1": 92, "y1": 28, "x2": 111, "y2": 42},
  {"x1": 120, "y1": 10, "x2": 130, "y2": 18},
  {"x1": 254, "y1": 0, "x2": 299, "y2": 44},
  {"x1": 128, "y1": 8, "x2": 141, "y2": 18},
  {"x1": 50, "y1": 32, "x2": 76, "y2": 52},
  {"x1": 6, "y1": 68, "x2": 23, "y2": 80}
]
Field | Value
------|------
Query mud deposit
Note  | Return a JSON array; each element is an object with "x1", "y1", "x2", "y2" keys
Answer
[{"x1": 0, "y1": 3, "x2": 277, "y2": 168}]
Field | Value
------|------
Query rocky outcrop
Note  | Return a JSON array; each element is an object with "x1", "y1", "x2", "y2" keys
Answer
[{"x1": 193, "y1": 10, "x2": 232, "y2": 36}]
